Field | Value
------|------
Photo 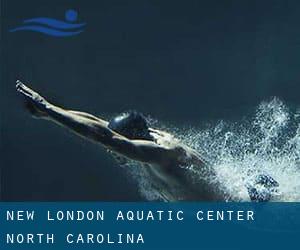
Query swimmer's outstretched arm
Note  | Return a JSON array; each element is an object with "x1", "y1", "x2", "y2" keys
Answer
[{"x1": 16, "y1": 81, "x2": 175, "y2": 165}]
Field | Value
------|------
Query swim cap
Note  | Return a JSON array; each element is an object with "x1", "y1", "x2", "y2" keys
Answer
[{"x1": 108, "y1": 111, "x2": 153, "y2": 141}]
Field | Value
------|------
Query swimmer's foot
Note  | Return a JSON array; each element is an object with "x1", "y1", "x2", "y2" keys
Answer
[
  {"x1": 246, "y1": 174, "x2": 279, "y2": 202},
  {"x1": 16, "y1": 80, "x2": 49, "y2": 118}
]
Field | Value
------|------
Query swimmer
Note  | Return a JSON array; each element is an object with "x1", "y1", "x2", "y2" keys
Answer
[{"x1": 15, "y1": 80, "x2": 278, "y2": 201}]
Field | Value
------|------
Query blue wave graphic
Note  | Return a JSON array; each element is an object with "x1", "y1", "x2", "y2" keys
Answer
[
  {"x1": 9, "y1": 9, "x2": 85, "y2": 37},
  {"x1": 23, "y1": 18, "x2": 85, "y2": 29},
  {"x1": 10, "y1": 25, "x2": 84, "y2": 37}
]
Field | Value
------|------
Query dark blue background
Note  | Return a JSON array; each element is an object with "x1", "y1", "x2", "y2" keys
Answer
[
  {"x1": 1, "y1": 202, "x2": 299, "y2": 250},
  {"x1": 1, "y1": 0, "x2": 300, "y2": 200}
]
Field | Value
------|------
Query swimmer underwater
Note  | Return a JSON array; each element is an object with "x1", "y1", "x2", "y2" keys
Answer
[{"x1": 15, "y1": 80, "x2": 279, "y2": 202}]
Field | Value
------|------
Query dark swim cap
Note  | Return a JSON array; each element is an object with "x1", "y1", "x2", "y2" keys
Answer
[{"x1": 108, "y1": 111, "x2": 153, "y2": 140}]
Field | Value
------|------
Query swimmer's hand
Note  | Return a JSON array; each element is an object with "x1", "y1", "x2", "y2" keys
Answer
[{"x1": 16, "y1": 80, "x2": 49, "y2": 118}]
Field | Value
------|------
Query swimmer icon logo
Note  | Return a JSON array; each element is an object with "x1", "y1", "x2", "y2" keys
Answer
[{"x1": 9, "y1": 9, "x2": 86, "y2": 37}]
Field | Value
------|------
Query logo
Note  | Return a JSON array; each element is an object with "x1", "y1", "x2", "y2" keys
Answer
[{"x1": 9, "y1": 9, "x2": 85, "y2": 37}]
